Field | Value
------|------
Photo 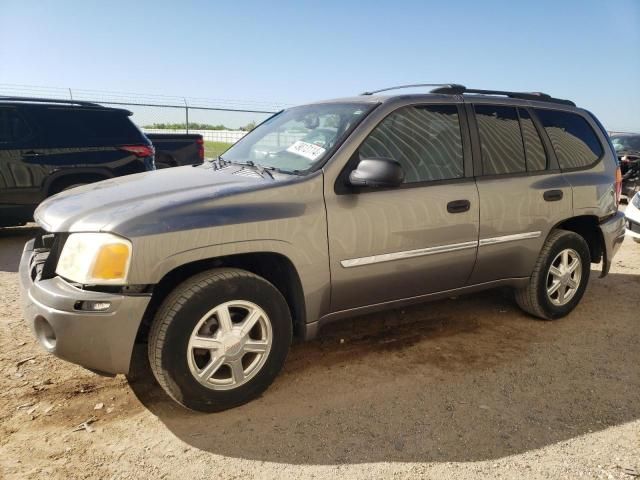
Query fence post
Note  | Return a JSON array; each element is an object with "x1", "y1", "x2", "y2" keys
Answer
[
  {"x1": 69, "y1": 88, "x2": 73, "y2": 100},
  {"x1": 184, "y1": 98, "x2": 189, "y2": 134}
]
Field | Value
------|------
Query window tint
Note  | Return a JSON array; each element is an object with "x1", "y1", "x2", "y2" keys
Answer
[
  {"x1": 36, "y1": 107, "x2": 142, "y2": 146},
  {"x1": 518, "y1": 108, "x2": 547, "y2": 171},
  {"x1": 359, "y1": 105, "x2": 464, "y2": 183},
  {"x1": 475, "y1": 105, "x2": 525, "y2": 175},
  {"x1": 535, "y1": 109, "x2": 603, "y2": 169},
  {"x1": 0, "y1": 108, "x2": 31, "y2": 144}
]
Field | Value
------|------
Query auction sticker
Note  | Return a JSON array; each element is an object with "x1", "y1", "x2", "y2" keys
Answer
[{"x1": 286, "y1": 140, "x2": 326, "y2": 161}]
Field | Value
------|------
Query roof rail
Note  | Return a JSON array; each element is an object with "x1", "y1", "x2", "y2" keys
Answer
[
  {"x1": 360, "y1": 83, "x2": 466, "y2": 96},
  {"x1": 429, "y1": 86, "x2": 576, "y2": 106},
  {"x1": 0, "y1": 96, "x2": 103, "y2": 108}
]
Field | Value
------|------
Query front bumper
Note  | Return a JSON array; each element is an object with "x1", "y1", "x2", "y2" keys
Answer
[
  {"x1": 19, "y1": 238, "x2": 151, "y2": 375},
  {"x1": 598, "y1": 210, "x2": 626, "y2": 276}
]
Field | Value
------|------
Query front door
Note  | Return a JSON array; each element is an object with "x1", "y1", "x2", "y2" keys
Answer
[{"x1": 325, "y1": 103, "x2": 479, "y2": 312}]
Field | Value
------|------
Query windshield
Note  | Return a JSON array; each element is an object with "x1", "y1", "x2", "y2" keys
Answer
[
  {"x1": 221, "y1": 103, "x2": 375, "y2": 172},
  {"x1": 611, "y1": 134, "x2": 640, "y2": 153}
]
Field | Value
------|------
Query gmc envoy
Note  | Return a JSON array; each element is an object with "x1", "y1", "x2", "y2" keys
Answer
[{"x1": 19, "y1": 84, "x2": 626, "y2": 412}]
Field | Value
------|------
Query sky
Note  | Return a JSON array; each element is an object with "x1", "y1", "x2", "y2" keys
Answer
[{"x1": 1, "y1": 0, "x2": 639, "y2": 131}]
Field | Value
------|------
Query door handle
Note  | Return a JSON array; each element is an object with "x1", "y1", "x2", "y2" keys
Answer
[
  {"x1": 447, "y1": 199, "x2": 471, "y2": 213},
  {"x1": 22, "y1": 151, "x2": 43, "y2": 158},
  {"x1": 543, "y1": 189, "x2": 563, "y2": 202}
]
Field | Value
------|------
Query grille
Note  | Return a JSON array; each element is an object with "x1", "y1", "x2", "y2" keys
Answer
[{"x1": 31, "y1": 232, "x2": 68, "y2": 281}]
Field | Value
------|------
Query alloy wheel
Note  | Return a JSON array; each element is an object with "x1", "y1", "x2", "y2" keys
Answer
[{"x1": 186, "y1": 300, "x2": 273, "y2": 390}]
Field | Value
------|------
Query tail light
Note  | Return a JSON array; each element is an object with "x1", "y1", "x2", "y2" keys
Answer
[
  {"x1": 615, "y1": 166, "x2": 622, "y2": 206},
  {"x1": 196, "y1": 138, "x2": 204, "y2": 161},
  {"x1": 119, "y1": 144, "x2": 155, "y2": 158}
]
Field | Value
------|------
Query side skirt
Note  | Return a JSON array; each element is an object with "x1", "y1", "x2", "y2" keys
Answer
[{"x1": 303, "y1": 277, "x2": 529, "y2": 341}]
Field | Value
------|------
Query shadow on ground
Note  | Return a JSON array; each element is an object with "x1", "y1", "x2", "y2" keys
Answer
[{"x1": 129, "y1": 266, "x2": 640, "y2": 465}]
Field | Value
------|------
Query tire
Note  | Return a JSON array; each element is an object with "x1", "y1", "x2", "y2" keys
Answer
[
  {"x1": 515, "y1": 229, "x2": 591, "y2": 320},
  {"x1": 148, "y1": 268, "x2": 292, "y2": 412}
]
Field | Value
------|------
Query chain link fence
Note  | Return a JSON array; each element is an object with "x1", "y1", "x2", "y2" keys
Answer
[{"x1": 0, "y1": 83, "x2": 291, "y2": 158}]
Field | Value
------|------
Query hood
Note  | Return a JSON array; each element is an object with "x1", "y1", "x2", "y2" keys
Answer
[{"x1": 35, "y1": 163, "x2": 286, "y2": 235}]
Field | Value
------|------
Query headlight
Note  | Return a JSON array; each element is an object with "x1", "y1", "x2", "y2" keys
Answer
[
  {"x1": 633, "y1": 193, "x2": 640, "y2": 209},
  {"x1": 56, "y1": 233, "x2": 132, "y2": 285}
]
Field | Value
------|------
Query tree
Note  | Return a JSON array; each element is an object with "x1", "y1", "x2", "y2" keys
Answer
[{"x1": 241, "y1": 121, "x2": 256, "y2": 132}]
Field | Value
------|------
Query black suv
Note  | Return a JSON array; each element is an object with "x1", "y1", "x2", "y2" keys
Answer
[{"x1": 0, "y1": 97, "x2": 155, "y2": 227}]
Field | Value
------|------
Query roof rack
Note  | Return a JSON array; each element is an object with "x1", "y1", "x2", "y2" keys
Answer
[
  {"x1": 429, "y1": 86, "x2": 576, "y2": 106},
  {"x1": 0, "y1": 96, "x2": 103, "y2": 108},
  {"x1": 360, "y1": 83, "x2": 466, "y2": 96}
]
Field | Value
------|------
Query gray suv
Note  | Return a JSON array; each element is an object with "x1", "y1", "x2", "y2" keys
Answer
[{"x1": 19, "y1": 84, "x2": 626, "y2": 412}]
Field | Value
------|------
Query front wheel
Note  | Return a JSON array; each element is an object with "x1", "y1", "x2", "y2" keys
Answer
[
  {"x1": 148, "y1": 268, "x2": 292, "y2": 412},
  {"x1": 515, "y1": 229, "x2": 591, "y2": 320}
]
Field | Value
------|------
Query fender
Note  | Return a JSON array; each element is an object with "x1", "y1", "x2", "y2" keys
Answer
[
  {"x1": 43, "y1": 167, "x2": 114, "y2": 196},
  {"x1": 133, "y1": 238, "x2": 332, "y2": 327}
]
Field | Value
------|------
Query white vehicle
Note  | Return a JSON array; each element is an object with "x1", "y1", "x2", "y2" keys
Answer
[{"x1": 625, "y1": 192, "x2": 640, "y2": 243}]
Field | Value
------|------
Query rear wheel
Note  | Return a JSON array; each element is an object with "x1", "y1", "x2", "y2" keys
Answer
[
  {"x1": 148, "y1": 268, "x2": 292, "y2": 412},
  {"x1": 515, "y1": 229, "x2": 591, "y2": 320}
]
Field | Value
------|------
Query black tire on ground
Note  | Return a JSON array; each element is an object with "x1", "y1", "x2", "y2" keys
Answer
[
  {"x1": 148, "y1": 268, "x2": 292, "y2": 412},
  {"x1": 515, "y1": 229, "x2": 591, "y2": 320}
]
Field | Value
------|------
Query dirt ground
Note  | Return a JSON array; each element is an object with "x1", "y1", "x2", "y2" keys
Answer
[{"x1": 0, "y1": 225, "x2": 638, "y2": 480}]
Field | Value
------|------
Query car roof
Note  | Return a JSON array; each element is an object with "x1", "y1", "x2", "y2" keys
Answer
[
  {"x1": 303, "y1": 84, "x2": 578, "y2": 110},
  {"x1": 304, "y1": 93, "x2": 580, "y2": 112},
  {"x1": 0, "y1": 96, "x2": 132, "y2": 115}
]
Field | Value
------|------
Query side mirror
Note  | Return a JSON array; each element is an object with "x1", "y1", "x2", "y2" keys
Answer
[{"x1": 348, "y1": 158, "x2": 405, "y2": 188}]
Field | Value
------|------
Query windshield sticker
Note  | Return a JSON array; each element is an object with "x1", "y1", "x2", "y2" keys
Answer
[{"x1": 286, "y1": 140, "x2": 326, "y2": 162}]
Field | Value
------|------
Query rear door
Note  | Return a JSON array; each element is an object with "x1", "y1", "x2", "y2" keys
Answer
[
  {"x1": 466, "y1": 102, "x2": 572, "y2": 284},
  {"x1": 325, "y1": 102, "x2": 479, "y2": 312}
]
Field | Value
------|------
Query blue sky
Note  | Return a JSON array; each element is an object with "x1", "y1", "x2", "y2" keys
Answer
[{"x1": 1, "y1": 0, "x2": 639, "y2": 131}]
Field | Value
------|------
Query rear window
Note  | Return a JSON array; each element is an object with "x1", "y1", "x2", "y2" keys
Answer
[
  {"x1": 35, "y1": 107, "x2": 143, "y2": 147},
  {"x1": 518, "y1": 108, "x2": 548, "y2": 172},
  {"x1": 0, "y1": 107, "x2": 32, "y2": 144},
  {"x1": 534, "y1": 109, "x2": 603, "y2": 170},
  {"x1": 474, "y1": 105, "x2": 526, "y2": 175}
]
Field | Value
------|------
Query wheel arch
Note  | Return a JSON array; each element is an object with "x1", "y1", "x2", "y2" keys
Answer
[
  {"x1": 549, "y1": 215, "x2": 604, "y2": 263},
  {"x1": 44, "y1": 168, "x2": 114, "y2": 197},
  {"x1": 138, "y1": 251, "x2": 307, "y2": 344}
]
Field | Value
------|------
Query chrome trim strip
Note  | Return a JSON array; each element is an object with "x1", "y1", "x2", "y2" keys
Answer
[
  {"x1": 340, "y1": 241, "x2": 477, "y2": 268},
  {"x1": 478, "y1": 231, "x2": 541, "y2": 246},
  {"x1": 340, "y1": 231, "x2": 542, "y2": 268}
]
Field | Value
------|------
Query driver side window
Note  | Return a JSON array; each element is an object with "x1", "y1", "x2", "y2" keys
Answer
[{"x1": 359, "y1": 105, "x2": 464, "y2": 183}]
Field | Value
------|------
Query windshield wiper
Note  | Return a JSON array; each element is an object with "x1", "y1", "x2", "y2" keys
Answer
[
  {"x1": 220, "y1": 158, "x2": 303, "y2": 177},
  {"x1": 225, "y1": 159, "x2": 275, "y2": 179},
  {"x1": 208, "y1": 155, "x2": 228, "y2": 169}
]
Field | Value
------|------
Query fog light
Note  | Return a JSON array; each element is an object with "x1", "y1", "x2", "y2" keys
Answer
[
  {"x1": 76, "y1": 301, "x2": 111, "y2": 311},
  {"x1": 34, "y1": 316, "x2": 56, "y2": 350}
]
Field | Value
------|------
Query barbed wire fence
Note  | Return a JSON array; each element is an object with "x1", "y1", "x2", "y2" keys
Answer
[{"x1": 0, "y1": 83, "x2": 292, "y2": 157}]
